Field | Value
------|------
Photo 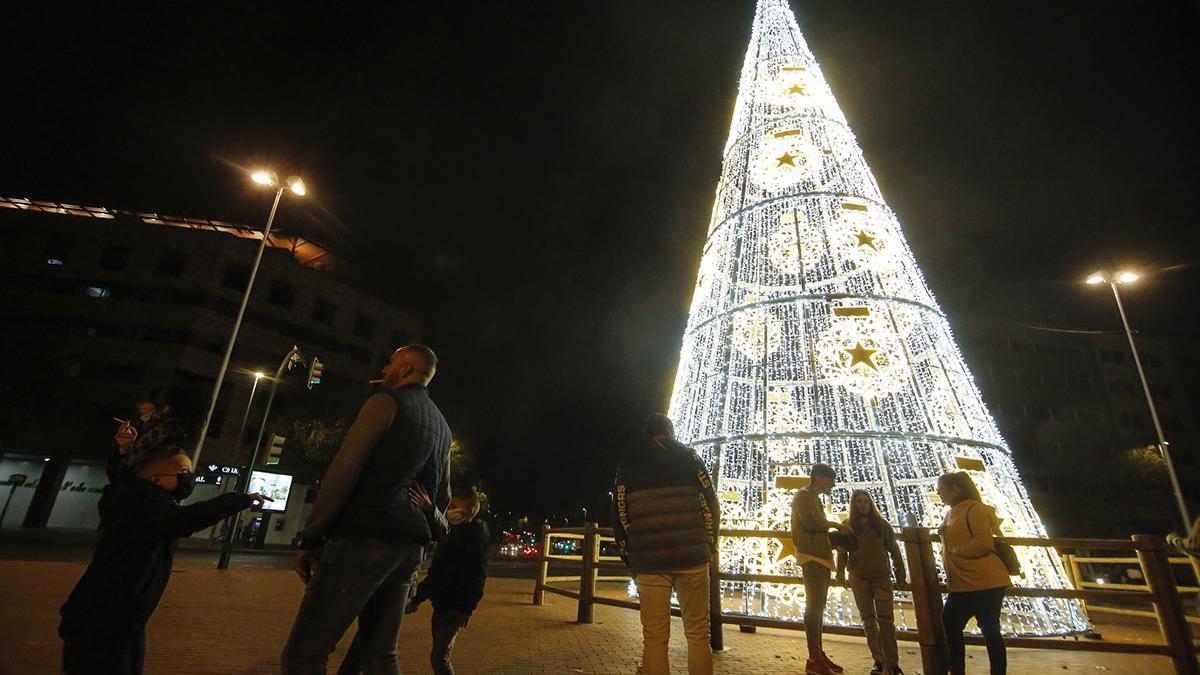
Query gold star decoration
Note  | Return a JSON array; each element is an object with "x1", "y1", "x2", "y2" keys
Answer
[
  {"x1": 845, "y1": 341, "x2": 879, "y2": 371},
  {"x1": 787, "y1": 83, "x2": 807, "y2": 95},
  {"x1": 776, "y1": 152, "x2": 796, "y2": 167},
  {"x1": 854, "y1": 230, "x2": 879, "y2": 251},
  {"x1": 775, "y1": 532, "x2": 798, "y2": 564}
]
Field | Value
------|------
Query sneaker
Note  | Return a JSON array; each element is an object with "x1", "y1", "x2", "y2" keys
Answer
[
  {"x1": 819, "y1": 651, "x2": 844, "y2": 673},
  {"x1": 889, "y1": 667, "x2": 905, "y2": 675},
  {"x1": 805, "y1": 659, "x2": 835, "y2": 675},
  {"x1": 870, "y1": 662, "x2": 885, "y2": 675}
]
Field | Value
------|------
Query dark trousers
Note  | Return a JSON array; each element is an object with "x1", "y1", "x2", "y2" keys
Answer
[
  {"x1": 942, "y1": 586, "x2": 1007, "y2": 674},
  {"x1": 281, "y1": 537, "x2": 424, "y2": 675},
  {"x1": 430, "y1": 609, "x2": 467, "y2": 675},
  {"x1": 62, "y1": 634, "x2": 145, "y2": 675},
  {"x1": 801, "y1": 561, "x2": 831, "y2": 655}
]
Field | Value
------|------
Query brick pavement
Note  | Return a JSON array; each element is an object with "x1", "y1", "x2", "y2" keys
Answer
[{"x1": 0, "y1": 559, "x2": 1178, "y2": 674}]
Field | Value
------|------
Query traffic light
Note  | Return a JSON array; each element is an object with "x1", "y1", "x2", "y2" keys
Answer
[
  {"x1": 266, "y1": 434, "x2": 286, "y2": 465},
  {"x1": 307, "y1": 357, "x2": 324, "y2": 390}
]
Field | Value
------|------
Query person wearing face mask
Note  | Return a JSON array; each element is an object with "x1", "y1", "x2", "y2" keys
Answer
[
  {"x1": 59, "y1": 446, "x2": 269, "y2": 674},
  {"x1": 105, "y1": 385, "x2": 196, "y2": 484},
  {"x1": 404, "y1": 487, "x2": 488, "y2": 675}
]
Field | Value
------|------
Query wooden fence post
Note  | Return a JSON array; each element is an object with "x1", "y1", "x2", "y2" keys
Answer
[
  {"x1": 902, "y1": 527, "x2": 948, "y2": 675},
  {"x1": 1062, "y1": 553, "x2": 1090, "y2": 617},
  {"x1": 577, "y1": 521, "x2": 599, "y2": 623},
  {"x1": 709, "y1": 552, "x2": 724, "y2": 652},
  {"x1": 1133, "y1": 534, "x2": 1199, "y2": 675},
  {"x1": 532, "y1": 523, "x2": 551, "y2": 606}
]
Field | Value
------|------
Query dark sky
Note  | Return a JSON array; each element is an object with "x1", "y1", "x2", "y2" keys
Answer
[{"x1": 3, "y1": 2, "x2": 1198, "y2": 522}]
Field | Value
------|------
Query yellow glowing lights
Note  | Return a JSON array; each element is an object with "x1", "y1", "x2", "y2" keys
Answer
[
  {"x1": 666, "y1": 0, "x2": 1085, "y2": 635},
  {"x1": 251, "y1": 170, "x2": 276, "y2": 186}
]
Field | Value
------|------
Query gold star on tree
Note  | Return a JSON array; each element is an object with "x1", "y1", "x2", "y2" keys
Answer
[
  {"x1": 845, "y1": 341, "x2": 879, "y2": 371},
  {"x1": 787, "y1": 83, "x2": 807, "y2": 95},
  {"x1": 775, "y1": 533, "x2": 798, "y2": 564},
  {"x1": 776, "y1": 152, "x2": 796, "y2": 167},
  {"x1": 854, "y1": 230, "x2": 879, "y2": 251}
]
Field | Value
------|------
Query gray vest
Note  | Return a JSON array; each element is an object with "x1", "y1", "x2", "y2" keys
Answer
[{"x1": 331, "y1": 386, "x2": 451, "y2": 543}]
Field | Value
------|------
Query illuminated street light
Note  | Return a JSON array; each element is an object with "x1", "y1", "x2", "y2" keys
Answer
[
  {"x1": 287, "y1": 176, "x2": 306, "y2": 196},
  {"x1": 193, "y1": 170, "x2": 307, "y2": 463},
  {"x1": 1087, "y1": 269, "x2": 1191, "y2": 530}
]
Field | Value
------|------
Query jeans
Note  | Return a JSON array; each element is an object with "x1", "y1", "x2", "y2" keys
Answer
[
  {"x1": 635, "y1": 564, "x2": 712, "y2": 675},
  {"x1": 942, "y1": 586, "x2": 1007, "y2": 674},
  {"x1": 281, "y1": 537, "x2": 424, "y2": 675},
  {"x1": 802, "y1": 562, "x2": 831, "y2": 655},
  {"x1": 62, "y1": 634, "x2": 145, "y2": 675},
  {"x1": 849, "y1": 575, "x2": 898, "y2": 668},
  {"x1": 430, "y1": 609, "x2": 467, "y2": 675}
]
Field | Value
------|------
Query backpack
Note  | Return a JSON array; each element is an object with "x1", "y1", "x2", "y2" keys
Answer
[{"x1": 966, "y1": 504, "x2": 1023, "y2": 577}]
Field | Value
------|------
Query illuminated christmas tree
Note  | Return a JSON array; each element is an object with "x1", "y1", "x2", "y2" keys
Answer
[{"x1": 666, "y1": 0, "x2": 1088, "y2": 635}]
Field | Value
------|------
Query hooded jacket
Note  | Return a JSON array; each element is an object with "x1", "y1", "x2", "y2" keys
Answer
[
  {"x1": 612, "y1": 437, "x2": 719, "y2": 574},
  {"x1": 59, "y1": 479, "x2": 253, "y2": 643}
]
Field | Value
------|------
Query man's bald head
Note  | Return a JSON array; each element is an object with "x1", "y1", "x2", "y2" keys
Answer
[{"x1": 381, "y1": 344, "x2": 438, "y2": 388}]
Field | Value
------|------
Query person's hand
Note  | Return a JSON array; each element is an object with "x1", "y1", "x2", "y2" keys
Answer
[
  {"x1": 114, "y1": 423, "x2": 137, "y2": 453},
  {"x1": 834, "y1": 522, "x2": 853, "y2": 535},
  {"x1": 408, "y1": 483, "x2": 434, "y2": 513},
  {"x1": 248, "y1": 493, "x2": 274, "y2": 510},
  {"x1": 404, "y1": 600, "x2": 420, "y2": 615},
  {"x1": 294, "y1": 548, "x2": 321, "y2": 585}
]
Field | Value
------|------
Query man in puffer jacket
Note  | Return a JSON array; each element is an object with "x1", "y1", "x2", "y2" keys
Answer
[{"x1": 612, "y1": 413, "x2": 719, "y2": 675}]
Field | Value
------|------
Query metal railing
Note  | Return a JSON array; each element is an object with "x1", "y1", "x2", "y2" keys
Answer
[{"x1": 532, "y1": 523, "x2": 1199, "y2": 675}]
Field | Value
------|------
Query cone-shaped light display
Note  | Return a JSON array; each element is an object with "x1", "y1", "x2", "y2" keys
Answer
[{"x1": 666, "y1": 0, "x2": 1087, "y2": 635}]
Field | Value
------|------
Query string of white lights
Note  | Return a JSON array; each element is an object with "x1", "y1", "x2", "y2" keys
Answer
[{"x1": 664, "y1": 0, "x2": 1088, "y2": 635}]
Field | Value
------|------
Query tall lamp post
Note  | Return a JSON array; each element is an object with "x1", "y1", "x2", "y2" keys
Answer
[
  {"x1": 1087, "y1": 270, "x2": 1192, "y2": 530},
  {"x1": 193, "y1": 171, "x2": 306, "y2": 464}
]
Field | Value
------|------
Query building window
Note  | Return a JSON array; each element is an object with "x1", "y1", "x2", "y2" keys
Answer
[
  {"x1": 1118, "y1": 413, "x2": 1147, "y2": 430},
  {"x1": 1149, "y1": 384, "x2": 1173, "y2": 399},
  {"x1": 221, "y1": 263, "x2": 250, "y2": 291},
  {"x1": 98, "y1": 245, "x2": 132, "y2": 271},
  {"x1": 353, "y1": 313, "x2": 376, "y2": 340},
  {"x1": 85, "y1": 286, "x2": 111, "y2": 299},
  {"x1": 1034, "y1": 342, "x2": 1058, "y2": 356},
  {"x1": 268, "y1": 281, "x2": 296, "y2": 309},
  {"x1": 1025, "y1": 405, "x2": 1051, "y2": 420},
  {"x1": 1099, "y1": 349, "x2": 1126, "y2": 364},
  {"x1": 1108, "y1": 380, "x2": 1137, "y2": 396},
  {"x1": 312, "y1": 298, "x2": 336, "y2": 325},
  {"x1": 155, "y1": 250, "x2": 188, "y2": 277},
  {"x1": 1008, "y1": 340, "x2": 1032, "y2": 353},
  {"x1": 44, "y1": 236, "x2": 73, "y2": 265},
  {"x1": 1067, "y1": 376, "x2": 1092, "y2": 390}
]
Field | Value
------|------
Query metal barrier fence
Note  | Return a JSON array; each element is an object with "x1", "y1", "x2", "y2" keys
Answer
[{"x1": 531, "y1": 523, "x2": 1199, "y2": 675}]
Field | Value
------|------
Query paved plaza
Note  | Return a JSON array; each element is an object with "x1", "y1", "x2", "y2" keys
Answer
[{"x1": 0, "y1": 553, "x2": 1185, "y2": 674}]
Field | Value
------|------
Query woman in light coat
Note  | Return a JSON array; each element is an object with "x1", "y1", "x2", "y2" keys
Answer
[{"x1": 936, "y1": 471, "x2": 1011, "y2": 675}]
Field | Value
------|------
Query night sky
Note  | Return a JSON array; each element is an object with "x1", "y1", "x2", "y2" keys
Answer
[{"x1": 3, "y1": 2, "x2": 1198, "y2": 523}]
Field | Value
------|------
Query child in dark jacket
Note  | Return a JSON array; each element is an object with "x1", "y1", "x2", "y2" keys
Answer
[
  {"x1": 405, "y1": 488, "x2": 488, "y2": 675},
  {"x1": 59, "y1": 447, "x2": 268, "y2": 674}
]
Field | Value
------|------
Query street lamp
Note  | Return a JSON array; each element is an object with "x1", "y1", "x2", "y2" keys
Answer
[
  {"x1": 1087, "y1": 269, "x2": 1191, "y2": 530},
  {"x1": 232, "y1": 371, "x2": 266, "y2": 468},
  {"x1": 193, "y1": 171, "x2": 306, "y2": 463}
]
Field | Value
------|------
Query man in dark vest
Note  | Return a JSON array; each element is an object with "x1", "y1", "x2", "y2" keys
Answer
[
  {"x1": 282, "y1": 344, "x2": 452, "y2": 674},
  {"x1": 612, "y1": 413, "x2": 719, "y2": 675}
]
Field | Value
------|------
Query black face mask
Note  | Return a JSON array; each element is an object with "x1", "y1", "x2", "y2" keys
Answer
[{"x1": 171, "y1": 472, "x2": 195, "y2": 501}]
